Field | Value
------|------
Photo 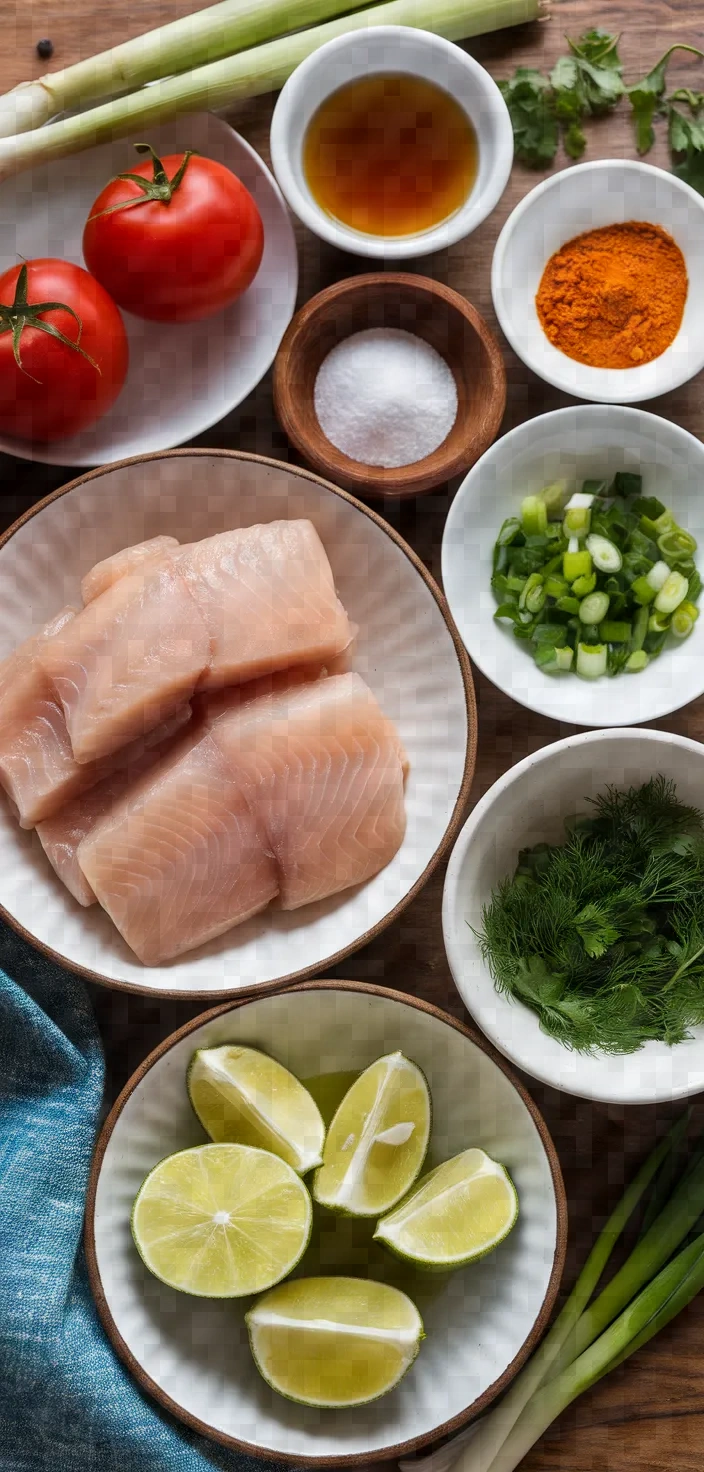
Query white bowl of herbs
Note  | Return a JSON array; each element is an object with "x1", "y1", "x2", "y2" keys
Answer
[
  {"x1": 441, "y1": 404, "x2": 704, "y2": 726},
  {"x1": 443, "y1": 726, "x2": 704, "y2": 1105}
]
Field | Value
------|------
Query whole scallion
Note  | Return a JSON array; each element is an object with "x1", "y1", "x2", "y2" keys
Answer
[
  {"x1": 399, "y1": 1114, "x2": 703, "y2": 1472},
  {"x1": 0, "y1": 0, "x2": 365, "y2": 137},
  {"x1": 0, "y1": 0, "x2": 544, "y2": 182}
]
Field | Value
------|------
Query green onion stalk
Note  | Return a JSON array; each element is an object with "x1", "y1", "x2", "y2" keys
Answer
[
  {"x1": 400, "y1": 1115, "x2": 700, "y2": 1472},
  {"x1": 0, "y1": 0, "x2": 545, "y2": 181},
  {"x1": 0, "y1": 0, "x2": 365, "y2": 137},
  {"x1": 487, "y1": 1232, "x2": 704, "y2": 1472}
]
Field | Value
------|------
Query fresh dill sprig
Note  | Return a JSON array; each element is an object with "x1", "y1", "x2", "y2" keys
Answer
[{"x1": 477, "y1": 778, "x2": 704, "y2": 1055}]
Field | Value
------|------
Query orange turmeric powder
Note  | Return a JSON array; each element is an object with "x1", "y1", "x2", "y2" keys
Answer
[{"x1": 535, "y1": 221, "x2": 687, "y2": 369}]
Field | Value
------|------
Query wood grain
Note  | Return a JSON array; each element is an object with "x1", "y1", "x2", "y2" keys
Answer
[{"x1": 3, "y1": 2, "x2": 704, "y2": 1469}]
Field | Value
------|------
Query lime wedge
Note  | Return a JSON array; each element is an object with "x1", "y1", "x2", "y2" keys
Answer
[
  {"x1": 374, "y1": 1147, "x2": 518, "y2": 1268},
  {"x1": 131, "y1": 1143, "x2": 312, "y2": 1297},
  {"x1": 312, "y1": 1051, "x2": 431, "y2": 1218},
  {"x1": 188, "y1": 1045, "x2": 325, "y2": 1174},
  {"x1": 246, "y1": 1275, "x2": 424, "y2": 1407}
]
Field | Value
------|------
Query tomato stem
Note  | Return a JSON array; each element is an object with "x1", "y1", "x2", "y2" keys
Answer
[
  {"x1": 87, "y1": 144, "x2": 196, "y2": 220},
  {"x1": 0, "y1": 263, "x2": 98, "y2": 380}
]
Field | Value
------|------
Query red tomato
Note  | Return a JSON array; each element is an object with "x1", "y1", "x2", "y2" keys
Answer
[
  {"x1": 0, "y1": 259, "x2": 128, "y2": 443},
  {"x1": 82, "y1": 149, "x2": 265, "y2": 323}
]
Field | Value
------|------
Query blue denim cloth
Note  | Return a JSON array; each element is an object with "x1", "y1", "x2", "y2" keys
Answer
[{"x1": 0, "y1": 926, "x2": 280, "y2": 1472}]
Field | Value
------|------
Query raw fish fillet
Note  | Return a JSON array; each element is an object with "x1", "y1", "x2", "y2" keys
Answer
[
  {"x1": 0, "y1": 606, "x2": 87, "y2": 828},
  {"x1": 81, "y1": 536, "x2": 180, "y2": 604},
  {"x1": 211, "y1": 673, "x2": 408, "y2": 910},
  {"x1": 39, "y1": 562, "x2": 211, "y2": 764},
  {"x1": 177, "y1": 520, "x2": 354, "y2": 691},
  {"x1": 36, "y1": 707, "x2": 192, "y2": 906},
  {"x1": 77, "y1": 729, "x2": 279, "y2": 964}
]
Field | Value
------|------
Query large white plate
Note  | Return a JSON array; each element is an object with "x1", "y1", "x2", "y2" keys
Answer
[
  {"x1": 86, "y1": 983, "x2": 565, "y2": 1463},
  {"x1": 0, "y1": 113, "x2": 298, "y2": 465},
  {"x1": 0, "y1": 451, "x2": 474, "y2": 996}
]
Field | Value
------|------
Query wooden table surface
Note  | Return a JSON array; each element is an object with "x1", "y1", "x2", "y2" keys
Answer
[{"x1": 3, "y1": 1, "x2": 704, "y2": 1467}]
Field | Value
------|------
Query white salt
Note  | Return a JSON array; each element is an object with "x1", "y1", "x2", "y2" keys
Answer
[{"x1": 313, "y1": 327, "x2": 458, "y2": 469}]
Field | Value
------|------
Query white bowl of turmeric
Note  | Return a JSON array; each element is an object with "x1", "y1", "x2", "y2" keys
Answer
[{"x1": 491, "y1": 159, "x2": 704, "y2": 404}]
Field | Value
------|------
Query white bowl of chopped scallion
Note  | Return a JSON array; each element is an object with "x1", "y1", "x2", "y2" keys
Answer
[{"x1": 442, "y1": 405, "x2": 704, "y2": 726}]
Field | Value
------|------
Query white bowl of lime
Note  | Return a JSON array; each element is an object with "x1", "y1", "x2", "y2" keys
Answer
[{"x1": 86, "y1": 981, "x2": 565, "y2": 1464}]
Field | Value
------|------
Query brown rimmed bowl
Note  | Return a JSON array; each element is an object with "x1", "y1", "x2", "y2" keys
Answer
[
  {"x1": 273, "y1": 274, "x2": 507, "y2": 499},
  {"x1": 85, "y1": 979, "x2": 567, "y2": 1465},
  {"x1": 0, "y1": 449, "x2": 475, "y2": 999}
]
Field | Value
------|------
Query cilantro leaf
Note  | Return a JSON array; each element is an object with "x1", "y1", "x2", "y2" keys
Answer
[
  {"x1": 669, "y1": 105, "x2": 704, "y2": 194},
  {"x1": 629, "y1": 44, "x2": 704, "y2": 154},
  {"x1": 568, "y1": 29, "x2": 624, "y2": 115},
  {"x1": 570, "y1": 28, "x2": 623, "y2": 71},
  {"x1": 574, "y1": 903, "x2": 620, "y2": 959},
  {"x1": 550, "y1": 55, "x2": 588, "y2": 158},
  {"x1": 498, "y1": 69, "x2": 559, "y2": 168}
]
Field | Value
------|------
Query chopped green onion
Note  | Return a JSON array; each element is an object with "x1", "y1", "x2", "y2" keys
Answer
[
  {"x1": 611, "y1": 471, "x2": 642, "y2": 497},
  {"x1": 563, "y1": 506, "x2": 591, "y2": 537},
  {"x1": 630, "y1": 605, "x2": 650, "y2": 652},
  {"x1": 496, "y1": 517, "x2": 522, "y2": 547},
  {"x1": 571, "y1": 572, "x2": 597, "y2": 598},
  {"x1": 625, "y1": 649, "x2": 649, "y2": 671},
  {"x1": 554, "y1": 646, "x2": 574, "y2": 672},
  {"x1": 579, "y1": 591, "x2": 609, "y2": 624},
  {"x1": 539, "y1": 480, "x2": 569, "y2": 517},
  {"x1": 599, "y1": 620, "x2": 631, "y2": 643},
  {"x1": 576, "y1": 643, "x2": 607, "y2": 679},
  {"x1": 563, "y1": 549, "x2": 592, "y2": 583},
  {"x1": 671, "y1": 604, "x2": 697, "y2": 638},
  {"x1": 646, "y1": 560, "x2": 671, "y2": 591},
  {"x1": 630, "y1": 575, "x2": 657, "y2": 606},
  {"x1": 658, "y1": 527, "x2": 697, "y2": 561},
  {"x1": 648, "y1": 610, "x2": 671, "y2": 634},
  {"x1": 555, "y1": 596, "x2": 580, "y2": 615},
  {"x1": 654, "y1": 570, "x2": 689, "y2": 614},
  {"x1": 518, "y1": 572, "x2": 544, "y2": 613},
  {"x1": 581, "y1": 478, "x2": 608, "y2": 498},
  {"x1": 521, "y1": 495, "x2": 548, "y2": 536},
  {"x1": 544, "y1": 575, "x2": 568, "y2": 599},
  {"x1": 586, "y1": 533, "x2": 622, "y2": 573}
]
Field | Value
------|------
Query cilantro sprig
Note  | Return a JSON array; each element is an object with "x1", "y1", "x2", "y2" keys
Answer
[{"x1": 500, "y1": 32, "x2": 704, "y2": 194}]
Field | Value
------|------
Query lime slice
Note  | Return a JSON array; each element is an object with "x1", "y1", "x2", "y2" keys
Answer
[
  {"x1": 374, "y1": 1147, "x2": 519, "y2": 1268},
  {"x1": 187, "y1": 1045, "x2": 325, "y2": 1173},
  {"x1": 312, "y1": 1051, "x2": 431, "y2": 1217},
  {"x1": 245, "y1": 1275, "x2": 424, "y2": 1407},
  {"x1": 131, "y1": 1143, "x2": 312, "y2": 1297}
]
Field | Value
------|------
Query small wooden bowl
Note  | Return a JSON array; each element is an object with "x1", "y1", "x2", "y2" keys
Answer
[{"x1": 273, "y1": 273, "x2": 508, "y2": 499}]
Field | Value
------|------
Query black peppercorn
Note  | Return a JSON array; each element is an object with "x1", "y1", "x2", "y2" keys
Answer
[{"x1": 36, "y1": 38, "x2": 54, "y2": 60}]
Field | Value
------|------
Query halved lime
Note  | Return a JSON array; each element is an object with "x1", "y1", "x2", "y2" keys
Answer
[
  {"x1": 245, "y1": 1275, "x2": 424, "y2": 1407},
  {"x1": 187, "y1": 1045, "x2": 325, "y2": 1173},
  {"x1": 131, "y1": 1143, "x2": 312, "y2": 1297},
  {"x1": 312, "y1": 1051, "x2": 431, "y2": 1217},
  {"x1": 374, "y1": 1147, "x2": 519, "y2": 1268}
]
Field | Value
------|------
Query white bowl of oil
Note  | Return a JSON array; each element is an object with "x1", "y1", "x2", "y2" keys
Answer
[{"x1": 270, "y1": 26, "x2": 514, "y2": 260}]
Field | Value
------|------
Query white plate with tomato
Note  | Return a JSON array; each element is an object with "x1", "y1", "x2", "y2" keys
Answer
[{"x1": 0, "y1": 112, "x2": 298, "y2": 465}]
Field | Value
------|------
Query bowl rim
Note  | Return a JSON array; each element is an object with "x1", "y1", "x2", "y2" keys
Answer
[
  {"x1": 491, "y1": 158, "x2": 704, "y2": 405},
  {"x1": 442, "y1": 726, "x2": 704, "y2": 1104},
  {"x1": 441, "y1": 402, "x2": 704, "y2": 726},
  {"x1": 0, "y1": 447, "x2": 477, "y2": 999},
  {"x1": 269, "y1": 25, "x2": 514, "y2": 261},
  {"x1": 272, "y1": 271, "x2": 508, "y2": 499},
  {"x1": 83, "y1": 976, "x2": 568, "y2": 1465}
]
